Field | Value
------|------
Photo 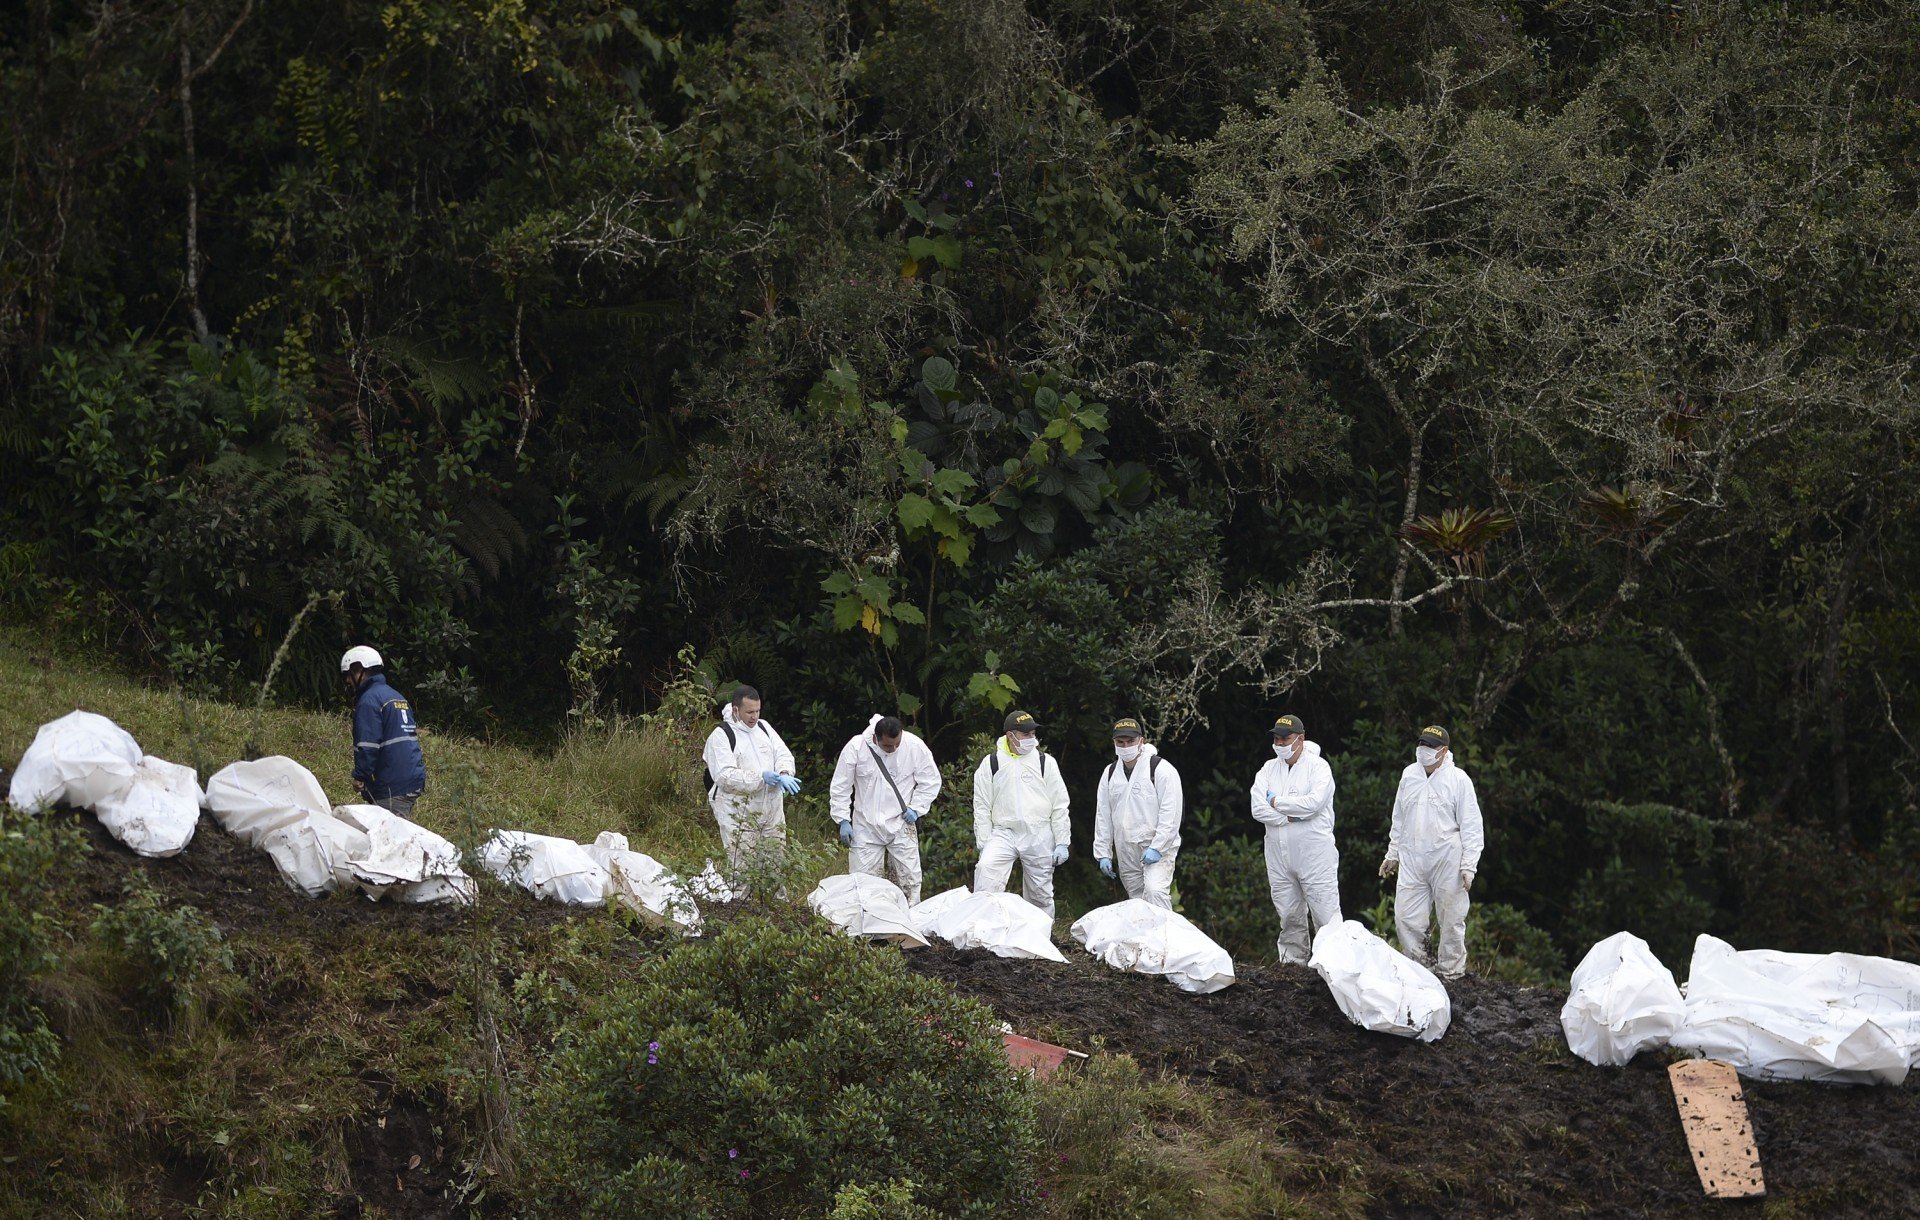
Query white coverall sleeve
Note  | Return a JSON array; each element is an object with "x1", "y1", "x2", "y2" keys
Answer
[
  {"x1": 1457, "y1": 772, "x2": 1485, "y2": 874},
  {"x1": 1046, "y1": 755, "x2": 1071, "y2": 851},
  {"x1": 704, "y1": 729, "x2": 759, "y2": 796},
  {"x1": 972, "y1": 755, "x2": 995, "y2": 849},
  {"x1": 1384, "y1": 776, "x2": 1409, "y2": 864},
  {"x1": 1249, "y1": 763, "x2": 1285, "y2": 827},
  {"x1": 828, "y1": 737, "x2": 859, "y2": 824},
  {"x1": 768, "y1": 723, "x2": 796, "y2": 775},
  {"x1": 1266, "y1": 755, "x2": 1333, "y2": 818},
  {"x1": 1092, "y1": 767, "x2": 1114, "y2": 860},
  {"x1": 1150, "y1": 762, "x2": 1183, "y2": 854},
  {"x1": 906, "y1": 737, "x2": 942, "y2": 812}
]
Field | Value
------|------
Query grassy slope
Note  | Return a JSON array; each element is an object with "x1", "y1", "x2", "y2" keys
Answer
[
  {"x1": 0, "y1": 637, "x2": 1321, "y2": 1219},
  {"x1": 0, "y1": 631, "x2": 774, "y2": 866}
]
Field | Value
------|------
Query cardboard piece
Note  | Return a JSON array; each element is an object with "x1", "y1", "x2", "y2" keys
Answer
[{"x1": 1668, "y1": 1059, "x2": 1765, "y2": 1198}]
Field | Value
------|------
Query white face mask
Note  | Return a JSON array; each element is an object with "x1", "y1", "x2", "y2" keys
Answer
[
  {"x1": 1012, "y1": 735, "x2": 1038, "y2": 756},
  {"x1": 1417, "y1": 745, "x2": 1444, "y2": 768},
  {"x1": 1115, "y1": 743, "x2": 1141, "y2": 763},
  {"x1": 1274, "y1": 740, "x2": 1296, "y2": 761}
]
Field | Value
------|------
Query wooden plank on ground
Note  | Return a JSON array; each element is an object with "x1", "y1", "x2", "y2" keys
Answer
[{"x1": 1668, "y1": 1059, "x2": 1766, "y2": 1198}]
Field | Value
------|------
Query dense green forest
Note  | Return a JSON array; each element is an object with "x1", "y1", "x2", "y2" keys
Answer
[{"x1": 4, "y1": 0, "x2": 1917, "y2": 966}]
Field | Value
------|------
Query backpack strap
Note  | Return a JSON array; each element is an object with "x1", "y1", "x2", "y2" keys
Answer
[
  {"x1": 989, "y1": 752, "x2": 999, "y2": 776},
  {"x1": 720, "y1": 721, "x2": 736, "y2": 749}
]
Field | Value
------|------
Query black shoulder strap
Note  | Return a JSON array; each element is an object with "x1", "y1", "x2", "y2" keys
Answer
[
  {"x1": 868, "y1": 744, "x2": 909, "y2": 813},
  {"x1": 1150, "y1": 754, "x2": 1162, "y2": 781},
  {"x1": 720, "y1": 721, "x2": 736, "y2": 749},
  {"x1": 991, "y1": 750, "x2": 1049, "y2": 776},
  {"x1": 1103, "y1": 762, "x2": 1113, "y2": 786}
]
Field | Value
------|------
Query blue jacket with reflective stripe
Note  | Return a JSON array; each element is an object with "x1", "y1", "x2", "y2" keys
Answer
[{"x1": 353, "y1": 675, "x2": 426, "y2": 799}]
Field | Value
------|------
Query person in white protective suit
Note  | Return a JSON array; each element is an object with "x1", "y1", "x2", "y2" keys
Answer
[
  {"x1": 1379, "y1": 724, "x2": 1484, "y2": 979},
  {"x1": 1249, "y1": 713, "x2": 1341, "y2": 964},
  {"x1": 1093, "y1": 716, "x2": 1183, "y2": 910},
  {"x1": 702, "y1": 684, "x2": 801, "y2": 872},
  {"x1": 829, "y1": 713, "x2": 942, "y2": 904},
  {"x1": 972, "y1": 709, "x2": 1072, "y2": 916}
]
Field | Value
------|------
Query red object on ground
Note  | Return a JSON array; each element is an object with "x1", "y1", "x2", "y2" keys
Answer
[{"x1": 1003, "y1": 1033, "x2": 1075, "y2": 1079}]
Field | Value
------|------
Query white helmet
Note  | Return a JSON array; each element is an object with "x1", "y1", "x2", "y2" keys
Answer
[{"x1": 339, "y1": 645, "x2": 384, "y2": 673}]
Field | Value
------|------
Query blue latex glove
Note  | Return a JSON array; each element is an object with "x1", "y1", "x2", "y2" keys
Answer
[
  {"x1": 762, "y1": 770, "x2": 783, "y2": 788},
  {"x1": 1097, "y1": 857, "x2": 1115, "y2": 879},
  {"x1": 1051, "y1": 845, "x2": 1069, "y2": 867},
  {"x1": 903, "y1": 808, "x2": 921, "y2": 825},
  {"x1": 777, "y1": 774, "x2": 802, "y2": 795},
  {"x1": 1142, "y1": 847, "x2": 1163, "y2": 865},
  {"x1": 838, "y1": 820, "x2": 853, "y2": 845}
]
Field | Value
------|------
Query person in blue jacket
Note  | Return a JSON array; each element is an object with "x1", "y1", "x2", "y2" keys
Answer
[{"x1": 339, "y1": 646, "x2": 426, "y2": 816}]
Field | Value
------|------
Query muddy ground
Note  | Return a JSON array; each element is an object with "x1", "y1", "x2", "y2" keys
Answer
[
  {"x1": 906, "y1": 946, "x2": 1920, "y2": 1218},
  {"x1": 43, "y1": 810, "x2": 1920, "y2": 1217}
]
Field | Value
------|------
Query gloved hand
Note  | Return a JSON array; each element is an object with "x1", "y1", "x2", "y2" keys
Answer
[
  {"x1": 1098, "y1": 857, "x2": 1115, "y2": 879},
  {"x1": 1141, "y1": 847, "x2": 1162, "y2": 865},
  {"x1": 762, "y1": 770, "x2": 783, "y2": 789},
  {"x1": 903, "y1": 808, "x2": 921, "y2": 825},
  {"x1": 1051, "y1": 845, "x2": 1069, "y2": 867},
  {"x1": 1460, "y1": 869, "x2": 1475, "y2": 891},
  {"x1": 777, "y1": 773, "x2": 802, "y2": 796},
  {"x1": 1379, "y1": 857, "x2": 1398, "y2": 879},
  {"x1": 838, "y1": 820, "x2": 853, "y2": 845}
]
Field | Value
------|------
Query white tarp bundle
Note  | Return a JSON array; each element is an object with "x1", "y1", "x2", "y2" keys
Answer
[
  {"x1": 7, "y1": 710, "x2": 142, "y2": 813},
  {"x1": 263, "y1": 812, "x2": 371, "y2": 899},
  {"x1": 205, "y1": 756, "x2": 331, "y2": 845},
  {"x1": 1672, "y1": 934, "x2": 1919, "y2": 1085},
  {"x1": 1560, "y1": 931, "x2": 1686, "y2": 1066},
  {"x1": 807, "y1": 874, "x2": 929, "y2": 947},
  {"x1": 93, "y1": 756, "x2": 202, "y2": 858},
  {"x1": 911, "y1": 887, "x2": 1066, "y2": 962},
  {"x1": 1310, "y1": 920, "x2": 1451, "y2": 1041},
  {"x1": 587, "y1": 831, "x2": 700, "y2": 933},
  {"x1": 332, "y1": 804, "x2": 476, "y2": 905},
  {"x1": 478, "y1": 830, "x2": 610, "y2": 906},
  {"x1": 206, "y1": 757, "x2": 356, "y2": 898},
  {"x1": 687, "y1": 859, "x2": 737, "y2": 903},
  {"x1": 1070, "y1": 898, "x2": 1236, "y2": 994}
]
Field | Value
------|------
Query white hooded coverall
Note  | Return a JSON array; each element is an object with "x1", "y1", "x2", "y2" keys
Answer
[
  {"x1": 1092, "y1": 744, "x2": 1183, "y2": 909},
  {"x1": 1385, "y1": 758, "x2": 1484, "y2": 978},
  {"x1": 829, "y1": 715, "x2": 942, "y2": 904},
  {"x1": 972, "y1": 737, "x2": 1071, "y2": 916},
  {"x1": 702, "y1": 704, "x2": 796, "y2": 871},
  {"x1": 1250, "y1": 740, "x2": 1341, "y2": 964}
]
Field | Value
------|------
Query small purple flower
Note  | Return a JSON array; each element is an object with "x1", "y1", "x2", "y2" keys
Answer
[
  {"x1": 965, "y1": 178, "x2": 974, "y2": 189},
  {"x1": 728, "y1": 1148, "x2": 739, "y2": 1160},
  {"x1": 739, "y1": 1169, "x2": 751, "y2": 1181},
  {"x1": 649, "y1": 1041, "x2": 660, "y2": 1051},
  {"x1": 992, "y1": 169, "x2": 1001, "y2": 179}
]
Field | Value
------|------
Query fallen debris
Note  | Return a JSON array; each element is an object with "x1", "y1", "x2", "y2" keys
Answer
[{"x1": 1668, "y1": 1059, "x2": 1765, "y2": 1198}]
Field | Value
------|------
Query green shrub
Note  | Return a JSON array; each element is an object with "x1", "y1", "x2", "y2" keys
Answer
[
  {"x1": 90, "y1": 878, "x2": 235, "y2": 1022},
  {"x1": 0, "y1": 812, "x2": 84, "y2": 1101},
  {"x1": 1465, "y1": 902, "x2": 1566, "y2": 987},
  {"x1": 1363, "y1": 894, "x2": 1566, "y2": 986},
  {"x1": 1173, "y1": 837, "x2": 1273, "y2": 960},
  {"x1": 528, "y1": 918, "x2": 1037, "y2": 1217}
]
